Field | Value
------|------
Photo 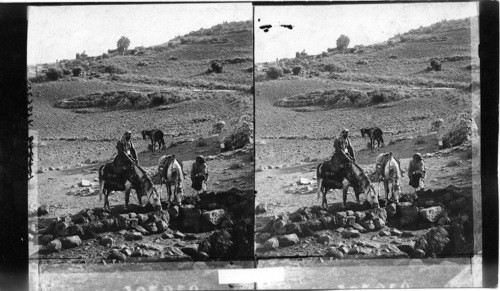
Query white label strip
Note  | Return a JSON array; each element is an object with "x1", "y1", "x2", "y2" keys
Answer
[{"x1": 218, "y1": 267, "x2": 285, "y2": 284}]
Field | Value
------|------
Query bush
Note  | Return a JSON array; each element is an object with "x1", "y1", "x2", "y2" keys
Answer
[
  {"x1": 62, "y1": 69, "x2": 71, "y2": 75},
  {"x1": 356, "y1": 60, "x2": 368, "y2": 65},
  {"x1": 320, "y1": 63, "x2": 347, "y2": 73},
  {"x1": 72, "y1": 67, "x2": 82, "y2": 77},
  {"x1": 211, "y1": 61, "x2": 223, "y2": 73},
  {"x1": 150, "y1": 93, "x2": 165, "y2": 106},
  {"x1": 45, "y1": 67, "x2": 63, "y2": 81},
  {"x1": 292, "y1": 66, "x2": 302, "y2": 75},
  {"x1": 282, "y1": 67, "x2": 291, "y2": 74},
  {"x1": 336, "y1": 35, "x2": 350, "y2": 52},
  {"x1": 266, "y1": 66, "x2": 283, "y2": 80},
  {"x1": 429, "y1": 58, "x2": 442, "y2": 71},
  {"x1": 102, "y1": 53, "x2": 109, "y2": 59},
  {"x1": 321, "y1": 52, "x2": 328, "y2": 57},
  {"x1": 97, "y1": 64, "x2": 127, "y2": 74},
  {"x1": 370, "y1": 90, "x2": 386, "y2": 103},
  {"x1": 389, "y1": 55, "x2": 398, "y2": 59}
]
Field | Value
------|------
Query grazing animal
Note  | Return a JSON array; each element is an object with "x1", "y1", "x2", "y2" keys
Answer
[
  {"x1": 361, "y1": 127, "x2": 384, "y2": 150},
  {"x1": 316, "y1": 160, "x2": 379, "y2": 208},
  {"x1": 374, "y1": 153, "x2": 403, "y2": 202},
  {"x1": 158, "y1": 155, "x2": 185, "y2": 204},
  {"x1": 141, "y1": 130, "x2": 166, "y2": 152},
  {"x1": 98, "y1": 162, "x2": 161, "y2": 211}
]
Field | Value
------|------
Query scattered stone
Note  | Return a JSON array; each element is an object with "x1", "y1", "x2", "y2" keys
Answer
[
  {"x1": 299, "y1": 178, "x2": 311, "y2": 185},
  {"x1": 385, "y1": 203, "x2": 397, "y2": 218},
  {"x1": 346, "y1": 210, "x2": 355, "y2": 217},
  {"x1": 47, "y1": 239, "x2": 62, "y2": 252},
  {"x1": 338, "y1": 245, "x2": 350, "y2": 254},
  {"x1": 361, "y1": 220, "x2": 375, "y2": 231},
  {"x1": 348, "y1": 246, "x2": 361, "y2": 255},
  {"x1": 107, "y1": 250, "x2": 127, "y2": 262},
  {"x1": 335, "y1": 212, "x2": 347, "y2": 220},
  {"x1": 202, "y1": 209, "x2": 226, "y2": 226},
  {"x1": 131, "y1": 249, "x2": 143, "y2": 257},
  {"x1": 173, "y1": 230, "x2": 186, "y2": 239},
  {"x1": 124, "y1": 231, "x2": 143, "y2": 241},
  {"x1": 272, "y1": 219, "x2": 287, "y2": 235},
  {"x1": 134, "y1": 225, "x2": 149, "y2": 235},
  {"x1": 373, "y1": 217, "x2": 385, "y2": 230},
  {"x1": 137, "y1": 214, "x2": 149, "y2": 224},
  {"x1": 99, "y1": 237, "x2": 115, "y2": 247},
  {"x1": 264, "y1": 237, "x2": 279, "y2": 250},
  {"x1": 342, "y1": 229, "x2": 361, "y2": 238},
  {"x1": 335, "y1": 227, "x2": 345, "y2": 233},
  {"x1": 255, "y1": 203, "x2": 268, "y2": 215},
  {"x1": 317, "y1": 235, "x2": 333, "y2": 245},
  {"x1": 366, "y1": 208, "x2": 387, "y2": 222},
  {"x1": 402, "y1": 231, "x2": 414, "y2": 238},
  {"x1": 143, "y1": 222, "x2": 158, "y2": 234},
  {"x1": 39, "y1": 234, "x2": 54, "y2": 246},
  {"x1": 155, "y1": 221, "x2": 169, "y2": 232},
  {"x1": 55, "y1": 222, "x2": 71, "y2": 237},
  {"x1": 325, "y1": 248, "x2": 343, "y2": 259},
  {"x1": 278, "y1": 234, "x2": 300, "y2": 247},
  {"x1": 398, "y1": 241, "x2": 416, "y2": 254},
  {"x1": 419, "y1": 206, "x2": 443, "y2": 223},
  {"x1": 161, "y1": 231, "x2": 175, "y2": 239},
  {"x1": 411, "y1": 248, "x2": 426, "y2": 258},
  {"x1": 354, "y1": 211, "x2": 366, "y2": 222},
  {"x1": 346, "y1": 216, "x2": 356, "y2": 227},
  {"x1": 259, "y1": 233, "x2": 271, "y2": 242},
  {"x1": 79, "y1": 179, "x2": 92, "y2": 187},
  {"x1": 120, "y1": 248, "x2": 133, "y2": 257},
  {"x1": 391, "y1": 229, "x2": 403, "y2": 236},
  {"x1": 352, "y1": 223, "x2": 366, "y2": 233},
  {"x1": 379, "y1": 230, "x2": 391, "y2": 237},
  {"x1": 397, "y1": 202, "x2": 418, "y2": 226}
]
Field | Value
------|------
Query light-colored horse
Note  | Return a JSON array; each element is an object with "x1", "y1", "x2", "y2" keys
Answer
[
  {"x1": 158, "y1": 155, "x2": 184, "y2": 204},
  {"x1": 316, "y1": 160, "x2": 379, "y2": 208},
  {"x1": 98, "y1": 163, "x2": 162, "y2": 211},
  {"x1": 375, "y1": 153, "x2": 403, "y2": 202}
]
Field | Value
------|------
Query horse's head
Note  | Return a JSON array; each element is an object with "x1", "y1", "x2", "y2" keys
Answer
[
  {"x1": 145, "y1": 186, "x2": 162, "y2": 211},
  {"x1": 351, "y1": 165, "x2": 379, "y2": 208}
]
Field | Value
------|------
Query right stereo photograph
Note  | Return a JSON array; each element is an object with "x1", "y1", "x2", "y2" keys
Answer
[{"x1": 254, "y1": 2, "x2": 481, "y2": 288}]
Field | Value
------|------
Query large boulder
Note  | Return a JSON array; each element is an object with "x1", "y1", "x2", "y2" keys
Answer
[
  {"x1": 442, "y1": 113, "x2": 478, "y2": 147},
  {"x1": 46, "y1": 239, "x2": 62, "y2": 252},
  {"x1": 419, "y1": 206, "x2": 443, "y2": 223},
  {"x1": 61, "y1": 235, "x2": 82, "y2": 249},
  {"x1": 263, "y1": 237, "x2": 279, "y2": 250},
  {"x1": 219, "y1": 116, "x2": 253, "y2": 150},
  {"x1": 202, "y1": 209, "x2": 226, "y2": 226},
  {"x1": 278, "y1": 234, "x2": 300, "y2": 247}
]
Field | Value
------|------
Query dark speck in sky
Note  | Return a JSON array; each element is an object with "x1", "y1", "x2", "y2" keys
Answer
[
  {"x1": 280, "y1": 24, "x2": 294, "y2": 30},
  {"x1": 259, "y1": 25, "x2": 272, "y2": 33}
]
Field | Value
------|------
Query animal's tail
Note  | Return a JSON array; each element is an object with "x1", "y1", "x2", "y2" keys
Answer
[
  {"x1": 316, "y1": 163, "x2": 322, "y2": 201},
  {"x1": 98, "y1": 165, "x2": 105, "y2": 202}
]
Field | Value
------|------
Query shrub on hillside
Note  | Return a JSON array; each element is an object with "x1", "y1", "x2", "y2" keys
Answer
[
  {"x1": 97, "y1": 64, "x2": 127, "y2": 74},
  {"x1": 266, "y1": 66, "x2": 283, "y2": 80},
  {"x1": 282, "y1": 67, "x2": 291, "y2": 74},
  {"x1": 45, "y1": 67, "x2": 63, "y2": 81},
  {"x1": 62, "y1": 69, "x2": 71, "y2": 75},
  {"x1": 428, "y1": 58, "x2": 442, "y2": 71},
  {"x1": 72, "y1": 67, "x2": 82, "y2": 77},
  {"x1": 102, "y1": 53, "x2": 109, "y2": 59},
  {"x1": 320, "y1": 63, "x2": 347, "y2": 73},
  {"x1": 292, "y1": 66, "x2": 302, "y2": 75},
  {"x1": 211, "y1": 61, "x2": 223, "y2": 73},
  {"x1": 321, "y1": 52, "x2": 328, "y2": 57},
  {"x1": 356, "y1": 60, "x2": 368, "y2": 65},
  {"x1": 389, "y1": 55, "x2": 398, "y2": 59},
  {"x1": 346, "y1": 89, "x2": 369, "y2": 105}
]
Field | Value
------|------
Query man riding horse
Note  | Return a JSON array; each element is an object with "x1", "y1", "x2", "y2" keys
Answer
[{"x1": 114, "y1": 130, "x2": 138, "y2": 172}]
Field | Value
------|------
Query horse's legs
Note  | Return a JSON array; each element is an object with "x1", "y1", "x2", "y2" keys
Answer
[
  {"x1": 124, "y1": 181, "x2": 133, "y2": 208},
  {"x1": 104, "y1": 189, "x2": 110, "y2": 209},
  {"x1": 384, "y1": 179, "x2": 389, "y2": 201},
  {"x1": 321, "y1": 188, "x2": 327, "y2": 207},
  {"x1": 342, "y1": 180, "x2": 349, "y2": 207},
  {"x1": 316, "y1": 177, "x2": 323, "y2": 202}
]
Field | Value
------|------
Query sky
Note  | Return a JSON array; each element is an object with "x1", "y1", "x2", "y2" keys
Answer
[
  {"x1": 27, "y1": 3, "x2": 252, "y2": 65},
  {"x1": 255, "y1": 2, "x2": 478, "y2": 63}
]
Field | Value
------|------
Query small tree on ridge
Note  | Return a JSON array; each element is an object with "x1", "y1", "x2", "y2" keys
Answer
[
  {"x1": 336, "y1": 35, "x2": 350, "y2": 53},
  {"x1": 117, "y1": 36, "x2": 131, "y2": 55}
]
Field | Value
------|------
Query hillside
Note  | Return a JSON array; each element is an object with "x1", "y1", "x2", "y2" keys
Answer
[
  {"x1": 255, "y1": 17, "x2": 478, "y2": 260},
  {"x1": 30, "y1": 20, "x2": 254, "y2": 228}
]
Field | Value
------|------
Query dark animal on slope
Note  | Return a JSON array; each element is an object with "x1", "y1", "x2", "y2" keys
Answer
[
  {"x1": 141, "y1": 129, "x2": 166, "y2": 152},
  {"x1": 361, "y1": 127, "x2": 384, "y2": 150},
  {"x1": 316, "y1": 160, "x2": 379, "y2": 208},
  {"x1": 98, "y1": 163, "x2": 161, "y2": 211}
]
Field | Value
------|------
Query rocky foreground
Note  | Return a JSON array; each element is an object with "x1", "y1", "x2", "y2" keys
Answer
[
  {"x1": 255, "y1": 185, "x2": 473, "y2": 259},
  {"x1": 30, "y1": 188, "x2": 254, "y2": 263}
]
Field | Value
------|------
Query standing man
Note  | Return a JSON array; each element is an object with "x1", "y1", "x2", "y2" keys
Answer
[
  {"x1": 408, "y1": 153, "x2": 426, "y2": 197},
  {"x1": 191, "y1": 155, "x2": 209, "y2": 194}
]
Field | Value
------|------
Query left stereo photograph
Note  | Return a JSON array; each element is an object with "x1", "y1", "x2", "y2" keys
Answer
[{"x1": 28, "y1": 3, "x2": 255, "y2": 289}]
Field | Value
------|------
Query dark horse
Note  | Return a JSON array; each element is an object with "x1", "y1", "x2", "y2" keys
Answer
[
  {"x1": 361, "y1": 127, "x2": 384, "y2": 150},
  {"x1": 316, "y1": 160, "x2": 379, "y2": 208},
  {"x1": 98, "y1": 163, "x2": 161, "y2": 210},
  {"x1": 141, "y1": 130, "x2": 166, "y2": 152}
]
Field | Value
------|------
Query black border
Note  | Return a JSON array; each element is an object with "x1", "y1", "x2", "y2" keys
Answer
[{"x1": 0, "y1": 1, "x2": 498, "y2": 289}]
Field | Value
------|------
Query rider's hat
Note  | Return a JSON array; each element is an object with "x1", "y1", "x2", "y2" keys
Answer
[
  {"x1": 124, "y1": 130, "x2": 132, "y2": 136},
  {"x1": 341, "y1": 128, "x2": 349, "y2": 134},
  {"x1": 413, "y1": 153, "x2": 422, "y2": 161},
  {"x1": 196, "y1": 155, "x2": 205, "y2": 163}
]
